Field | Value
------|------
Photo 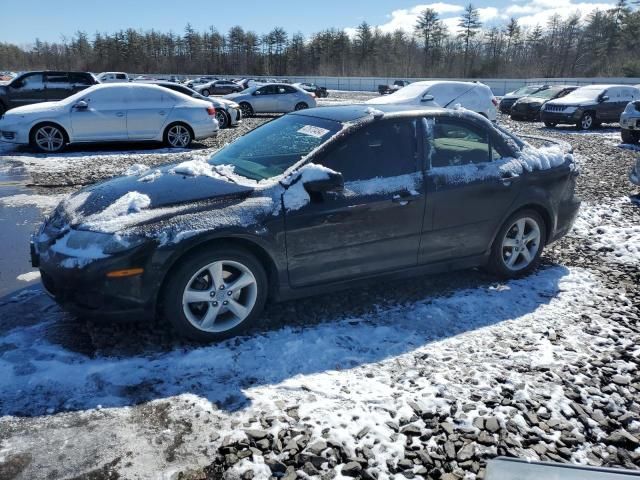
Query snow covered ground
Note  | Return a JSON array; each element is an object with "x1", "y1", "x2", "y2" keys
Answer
[{"x1": 0, "y1": 103, "x2": 639, "y2": 479}]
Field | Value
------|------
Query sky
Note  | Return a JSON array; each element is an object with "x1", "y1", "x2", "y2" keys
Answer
[{"x1": 1, "y1": 0, "x2": 619, "y2": 45}]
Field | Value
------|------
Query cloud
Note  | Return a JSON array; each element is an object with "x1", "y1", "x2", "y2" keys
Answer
[{"x1": 344, "y1": 0, "x2": 615, "y2": 36}]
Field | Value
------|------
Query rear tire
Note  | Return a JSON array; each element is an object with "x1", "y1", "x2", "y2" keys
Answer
[
  {"x1": 488, "y1": 209, "x2": 546, "y2": 279},
  {"x1": 239, "y1": 102, "x2": 253, "y2": 118},
  {"x1": 164, "y1": 123, "x2": 193, "y2": 148},
  {"x1": 162, "y1": 247, "x2": 268, "y2": 342},
  {"x1": 201, "y1": 89, "x2": 210, "y2": 97},
  {"x1": 621, "y1": 128, "x2": 640, "y2": 144},
  {"x1": 294, "y1": 102, "x2": 309, "y2": 111}
]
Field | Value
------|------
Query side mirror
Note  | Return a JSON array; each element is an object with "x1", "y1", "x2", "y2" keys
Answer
[
  {"x1": 253, "y1": 90, "x2": 261, "y2": 96},
  {"x1": 304, "y1": 171, "x2": 344, "y2": 193},
  {"x1": 421, "y1": 94, "x2": 435, "y2": 102},
  {"x1": 74, "y1": 100, "x2": 89, "y2": 110}
]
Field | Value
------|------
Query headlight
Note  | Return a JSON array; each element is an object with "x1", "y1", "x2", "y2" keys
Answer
[
  {"x1": 563, "y1": 106, "x2": 578, "y2": 114},
  {"x1": 57, "y1": 229, "x2": 146, "y2": 256}
]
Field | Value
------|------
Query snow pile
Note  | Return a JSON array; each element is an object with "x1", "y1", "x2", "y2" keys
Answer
[
  {"x1": 123, "y1": 163, "x2": 149, "y2": 176},
  {"x1": 365, "y1": 106, "x2": 384, "y2": 117},
  {"x1": 345, "y1": 173, "x2": 421, "y2": 196},
  {"x1": 571, "y1": 197, "x2": 640, "y2": 265},
  {"x1": 518, "y1": 144, "x2": 571, "y2": 172},
  {"x1": 282, "y1": 163, "x2": 338, "y2": 212},
  {"x1": 80, "y1": 191, "x2": 151, "y2": 231},
  {"x1": 170, "y1": 159, "x2": 218, "y2": 177},
  {"x1": 16, "y1": 271, "x2": 41, "y2": 282}
]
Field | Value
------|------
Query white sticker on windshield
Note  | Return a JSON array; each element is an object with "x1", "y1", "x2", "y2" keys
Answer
[{"x1": 298, "y1": 125, "x2": 330, "y2": 138}]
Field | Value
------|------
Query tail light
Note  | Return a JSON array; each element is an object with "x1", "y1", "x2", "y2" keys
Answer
[
  {"x1": 492, "y1": 97, "x2": 498, "y2": 107},
  {"x1": 206, "y1": 106, "x2": 216, "y2": 116}
]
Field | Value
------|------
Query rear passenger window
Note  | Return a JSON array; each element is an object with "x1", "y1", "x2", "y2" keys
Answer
[
  {"x1": 45, "y1": 73, "x2": 70, "y2": 85},
  {"x1": 430, "y1": 119, "x2": 491, "y2": 167},
  {"x1": 69, "y1": 73, "x2": 94, "y2": 85},
  {"x1": 320, "y1": 119, "x2": 418, "y2": 182}
]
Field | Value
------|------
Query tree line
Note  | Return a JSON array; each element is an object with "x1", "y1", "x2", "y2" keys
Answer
[{"x1": 1, "y1": 0, "x2": 639, "y2": 78}]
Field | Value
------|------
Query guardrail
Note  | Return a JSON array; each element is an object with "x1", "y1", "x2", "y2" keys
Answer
[{"x1": 131, "y1": 74, "x2": 640, "y2": 96}]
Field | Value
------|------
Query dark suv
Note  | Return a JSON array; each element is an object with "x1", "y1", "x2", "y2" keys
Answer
[
  {"x1": 0, "y1": 71, "x2": 97, "y2": 115},
  {"x1": 541, "y1": 84, "x2": 640, "y2": 130}
]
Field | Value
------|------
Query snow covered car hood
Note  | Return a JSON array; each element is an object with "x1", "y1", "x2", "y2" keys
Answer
[
  {"x1": 546, "y1": 96, "x2": 597, "y2": 106},
  {"x1": 515, "y1": 96, "x2": 545, "y2": 105},
  {"x1": 58, "y1": 161, "x2": 255, "y2": 229},
  {"x1": 3, "y1": 101, "x2": 67, "y2": 117}
]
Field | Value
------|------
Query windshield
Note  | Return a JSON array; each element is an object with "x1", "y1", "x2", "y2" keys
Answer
[
  {"x1": 387, "y1": 83, "x2": 433, "y2": 100},
  {"x1": 564, "y1": 86, "x2": 605, "y2": 100},
  {"x1": 529, "y1": 88, "x2": 563, "y2": 100},
  {"x1": 209, "y1": 115, "x2": 342, "y2": 181},
  {"x1": 512, "y1": 86, "x2": 543, "y2": 96}
]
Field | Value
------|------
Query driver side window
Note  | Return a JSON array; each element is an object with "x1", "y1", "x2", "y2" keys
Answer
[{"x1": 319, "y1": 119, "x2": 418, "y2": 182}]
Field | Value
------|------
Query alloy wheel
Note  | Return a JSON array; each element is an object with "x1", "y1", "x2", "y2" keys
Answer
[
  {"x1": 295, "y1": 102, "x2": 309, "y2": 111},
  {"x1": 181, "y1": 260, "x2": 258, "y2": 333},
  {"x1": 501, "y1": 217, "x2": 541, "y2": 271},
  {"x1": 167, "y1": 125, "x2": 191, "y2": 148},
  {"x1": 580, "y1": 114, "x2": 593, "y2": 130},
  {"x1": 240, "y1": 103, "x2": 253, "y2": 118},
  {"x1": 34, "y1": 126, "x2": 64, "y2": 152}
]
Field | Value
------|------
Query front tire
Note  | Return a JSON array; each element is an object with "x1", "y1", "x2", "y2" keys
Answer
[
  {"x1": 621, "y1": 128, "x2": 640, "y2": 144},
  {"x1": 488, "y1": 210, "x2": 546, "y2": 279},
  {"x1": 201, "y1": 89, "x2": 210, "y2": 97},
  {"x1": 30, "y1": 123, "x2": 67, "y2": 153},
  {"x1": 294, "y1": 102, "x2": 309, "y2": 111},
  {"x1": 577, "y1": 112, "x2": 595, "y2": 130},
  {"x1": 163, "y1": 247, "x2": 268, "y2": 341},
  {"x1": 164, "y1": 123, "x2": 193, "y2": 148}
]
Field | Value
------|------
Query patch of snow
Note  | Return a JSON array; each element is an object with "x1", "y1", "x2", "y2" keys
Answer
[
  {"x1": 170, "y1": 159, "x2": 218, "y2": 177},
  {"x1": 518, "y1": 144, "x2": 571, "y2": 172},
  {"x1": 138, "y1": 169, "x2": 162, "y2": 183},
  {"x1": 0, "y1": 193, "x2": 65, "y2": 212},
  {"x1": 16, "y1": 271, "x2": 41, "y2": 282},
  {"x1": 123, "y1": 163, "x2": 149, "y2": 176},
  {"x1": 282, "y1": 163, "x2": 337, "y2": 212},
  {"x1": 345, "y1": 173, "x2": 421, "y2": 196}
]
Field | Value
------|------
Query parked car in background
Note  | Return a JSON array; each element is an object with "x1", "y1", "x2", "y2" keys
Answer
[
  {"x1": 0, "y1": 71, "x2": 16, "y2": 82},
  {"x1": 294, "y1": 82, "x2": 328, "y2": 98},
  {"x1": 510, "y1": 86, "x2": 578, "y2": 121},
  {"x1": 195, "y1": 80, "x2": 243, "y2": 97},
  {"x1": 378, "y1": 80, "x2": 411, "y2": 95},
  {"x1": 97, "y1": 72, "x2": 130, "y2": 83},
  {"x1": 225, "y1": 83, "x2": 316, "y2": 117},
  {"x1": 541, "y1": 84, "x2": 640, "y2": 130},
  {"x1": 0, "y1": 71, "x2": 98, "y2": 115},
  {"x1": 0, "y1": 83, "x2": 218, "y2": 152},
  {"x1": 620, "y1": 100, "x2": 640, "y2": 144},
  {"x1": 30, "y1": 104, "x2": 579, "y2": 341},
  {"x1": 234, "y1": 78, "x2": 260, "y2": 90},
  {"x1": 185, "y1": 76, "x2": 218, "y2": 88},
  {"x1": 499, "y1": 85, "x2": 550, "y2": 114},
  {"x1": 143, "y1": 81, "x2": 242, "y2": 129},
  {"x1": 367, "y1": 80, "x2": 497, "y2": 121}
]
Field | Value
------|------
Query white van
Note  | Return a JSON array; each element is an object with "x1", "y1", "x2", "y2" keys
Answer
[
  {"x1": 96, "y1": 72, "x2": 130, "y2": 83},
  {"x1": 366, "y1": 80, "x2": 498, "y2": 122}
]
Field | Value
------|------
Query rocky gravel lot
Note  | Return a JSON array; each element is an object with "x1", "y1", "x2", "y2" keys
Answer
[{"x1": 0, "y1": 94, "x2": 639, "y2": 480}]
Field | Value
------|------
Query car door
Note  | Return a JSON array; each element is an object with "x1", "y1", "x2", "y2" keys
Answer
[
  {"x1": 251, "y1": 85, "x2": 278, "y2": 112},
  {"x1": 419, "y1": 116, "x2": 520, "y2": 264},
  {"x1": 276, "y1": 85, "x2": 298, "y2": 112},
  {"x1": 284, "y1": 118, "x2": 427, "y2": 287},
  {"x1": 127, "y1": 87, "x2": 173, "y2": 140},
  {"x1": 7, "y1": 73, "x2": 45, "y2": 107},
  {"x1": 597, "y1": 88, "x2": 620, "y2": 121},
  {"x1": 44, "y1": 72, "x2": 72, "y2": 102},
  {"x1": 69, "y1": 86, "x2": 128, "y2": 141}
]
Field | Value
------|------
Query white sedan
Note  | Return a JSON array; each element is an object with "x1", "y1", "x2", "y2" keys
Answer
[
  {"x1": 366, "y1": 80, "x2": 498, "y2": 122},
  {"x1": 0, "y1": 83, "x2": 218, "y2": 153}
]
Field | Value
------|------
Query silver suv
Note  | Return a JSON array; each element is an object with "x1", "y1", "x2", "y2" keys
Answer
[{"x1": 620, "y1": 100, "x2": 640, "y2": 144}]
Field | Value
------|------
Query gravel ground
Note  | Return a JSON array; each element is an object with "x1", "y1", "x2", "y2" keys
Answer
[{"x1": 0, "y1": 97, "x2": 639, "y2": 479}]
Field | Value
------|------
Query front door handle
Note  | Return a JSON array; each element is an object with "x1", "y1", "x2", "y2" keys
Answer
[{"x1": 115, "y1": 112, "x2": 125, "y2": 117}]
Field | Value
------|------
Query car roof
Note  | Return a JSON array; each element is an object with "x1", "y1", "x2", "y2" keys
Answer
[{"x1": 290, "y1": 104, "x2": 447, "y2": 123}]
